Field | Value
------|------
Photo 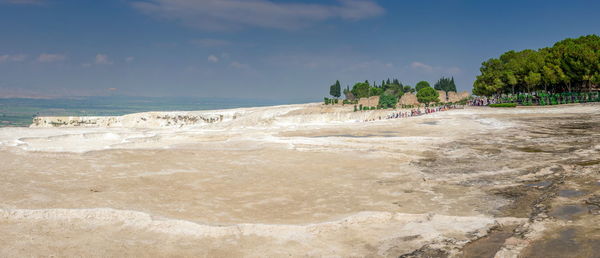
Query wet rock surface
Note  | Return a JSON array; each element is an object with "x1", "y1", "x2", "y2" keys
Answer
[
  {"x1": 520, "y1": 227, "x2": 600, "y2": 258},
  {"x1": 412, "y1": 111, "x2": 600, "y2": 257},
  {"x1": 461, "y1": 225, "x2": 518, "y2": 258}
]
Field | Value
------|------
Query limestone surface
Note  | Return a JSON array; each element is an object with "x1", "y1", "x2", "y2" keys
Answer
[{"x1": 1, "y1": 103, "x2": 599, "y2": 257}]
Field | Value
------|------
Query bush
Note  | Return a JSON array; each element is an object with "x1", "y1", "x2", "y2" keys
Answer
[
  {"x1": 353, "y1": 105, "x2": 357, "y2": 112},
  {"x1": 378, "y1": 94, "x2": 398, "y2": 109},
  {"x1": 489, "y1": 103, "x2": 517, "y2": 108},
  {"x1": 416, "y1": 87, "x2": 439, "y2": 106}
]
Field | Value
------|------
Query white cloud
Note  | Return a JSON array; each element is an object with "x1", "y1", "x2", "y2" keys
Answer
[
  {"x1": 36, "y1": 53, "x2": 66, "y2": 63},
  {"x1": 207, "y1": 55, "x2": 219, "y2": 63},
  {"x1": 95, "y1": 54, "x2": 113, "y2": 65},
  {"x1": 132, "y1": 0, "x2": 384, "y2": 30},
  {"x1": 125, "y1": 56, "x2": 135, "y2": 63},
  {"x1": 230, "y1": 61, "x2": 249, "y2": 69},
  {"x1": 0, "y1": 54, "x2": 26, "y2": 63},
  {"x1": 410, "y1": 61, "x2": 433, "y2": 72},
  {"x1": 191, "y1": 38, "x2": 231, "y2": 47}
]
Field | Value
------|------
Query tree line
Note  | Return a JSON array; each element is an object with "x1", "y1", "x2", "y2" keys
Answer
[
  {"x1": 327, "y1": 77, "x2": 457, "y2": 107},
  {"x1": 473, "y1": 34, "x2": 600, "y2": 96}
]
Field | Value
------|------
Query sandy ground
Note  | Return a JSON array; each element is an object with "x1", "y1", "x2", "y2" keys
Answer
[{"x1": 0, "y1": 103, "x2": 599, "y2": 257}]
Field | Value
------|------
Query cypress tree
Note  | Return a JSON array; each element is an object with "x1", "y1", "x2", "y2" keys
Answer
[
  {"x1": 450, "y1": 77, "x2": 457, "y2": 92},
  {"x1": 330, "y1": 80, "x2": 341, "y2": 98}
]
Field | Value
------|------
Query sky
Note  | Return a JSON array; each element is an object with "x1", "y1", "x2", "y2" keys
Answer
[{"x1": 1, "y1": 0, "x2": 599, "y2": 100}]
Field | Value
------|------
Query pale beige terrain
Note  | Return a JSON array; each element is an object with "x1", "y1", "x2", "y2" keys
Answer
[{"x1": 0, "y1": 103, "x2": 599, "y2": 257}]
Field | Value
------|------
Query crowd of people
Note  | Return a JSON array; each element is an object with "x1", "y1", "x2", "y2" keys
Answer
[
  {"x1": 469, "y1": 97, "x2": 498, "y2": 106},
  {"x1": 385, "y1": 109, "x2": 419, "y2": 119},
  {"x1": 369, "y1": 105, "x2": 458, "y2": 122}
]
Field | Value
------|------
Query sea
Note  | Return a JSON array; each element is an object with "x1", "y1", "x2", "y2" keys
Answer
[{"x1": 0, "y1": 96, "x2": 317, "y2": 127}]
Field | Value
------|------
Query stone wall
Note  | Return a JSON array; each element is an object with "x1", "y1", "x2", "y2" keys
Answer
[
  {"x1": 398, "y1": 93, "x2": 419, "y2": 106},
  {"x1": 437, "y1": 90, "x2": 447, "y2": 103},
  {"x1": 447, "y1": 91, "x2": 471, "y2": 102},
  {"x1": 358, "y1": 96, "x2": 380, "y2": 107}
]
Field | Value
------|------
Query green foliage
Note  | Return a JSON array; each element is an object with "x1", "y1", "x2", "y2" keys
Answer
[
  {"x1": 473, "y1": 35, "x2": 600, "y2": 96},
  {"x1": 329, "y1": 80, "x2": 341, "y2": 98},
  {"x1": 415, "y1": 81, "x2": 431, "y2": 92},
  {"x1": 416, "y1": 87, "x2": 439, "y2": 106},
  {"x1": 378, "y1": 94, "x2": 398, "y2": 109},
  {"x1": 343, "y1": 99, "x2": 357, "y2": 105},
  {"x1": 383, "y1": 83, "x2": 404, "y2": 98},
  {"x1": 369, "y1": 87, "x2": 383, "y2": 97},
  {"x1": 403, "y1": 85, "x2": 415, "y2": 94},
  {"x1": 434, "y1": 77, "x2": 457, "y2": 94},
  {"x1": 351, "y1": 82, "x2": 370, "y2": 98},
  {"x1": 335, "y1": 78, "x2": 408, "y2": 101},
  {"x1": 489, "y1": 103, "x2": 517, "y2": 107}
]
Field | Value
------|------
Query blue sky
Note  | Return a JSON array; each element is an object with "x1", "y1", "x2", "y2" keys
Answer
[{"x1": 1, "y1": 0, "x2": 599, "y2": 100}]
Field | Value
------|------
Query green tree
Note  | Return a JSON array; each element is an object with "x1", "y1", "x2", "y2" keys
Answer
[
  {"x1": 473, "y1": 34, "x2": 600, "y2": 95},
  {"x1": 449, "y1": 77, "x2": 457, "y2": 92},
  {"x1": 329, "y1": 80, "x2": 341, "y2": 98},
  {"x1": 434, "y1": 77, "x2": 457, "y2": 94},
  {"x1": 524, "y1": 72, "x2": 542, "y2": 93},
  {"x1": 415, "y1": 81, "x2": 430, "y2": 92},
  {"x1": 369, "y1": 86, "x2": 383, "y2": 97},
  {"x1": 351, "y1": 82, "x2": 370, "y2": 98},
  {"x1": 505, "y1": 72, "x2": 518, "y2": 94},
  {"x1": 403, "y1": 85, "x2": 415, "y2": 93},
  {"x1": 378, "y1": 94, "x2": 398, "y2": 108},
  {"x1": 416, "y1": 87, "x2": 439, "y2": 106}
]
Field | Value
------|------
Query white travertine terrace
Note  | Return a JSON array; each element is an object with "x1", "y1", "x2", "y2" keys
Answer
[{"x1": 1, "y1": 103, "x2": 599, "y2": 256}]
